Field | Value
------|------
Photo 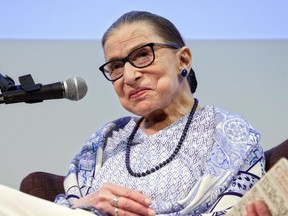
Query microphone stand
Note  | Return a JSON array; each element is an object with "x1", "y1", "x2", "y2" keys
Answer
[{"x1": 0, "y1": 73, "x2": 43, "y2": 104}]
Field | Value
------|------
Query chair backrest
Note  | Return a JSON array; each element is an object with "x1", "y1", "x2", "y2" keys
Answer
[{"x1": 264, "y1": 139, "x2": 288, "y2": 171}]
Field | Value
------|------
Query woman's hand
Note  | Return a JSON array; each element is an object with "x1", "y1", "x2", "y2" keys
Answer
[
  {"x1": 244, "y1": 200, "x2": 271, "y2": 216},
  {"x1": 72, "y1": 183, "x2": 155, "y2": 216}
]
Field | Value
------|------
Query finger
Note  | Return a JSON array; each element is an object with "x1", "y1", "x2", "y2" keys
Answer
[
  {"x1": 245, "y1": 202, "x2": 258, "y2": 216},
  {"x1": 104, "y1": 183, "x2": 152, "y2": 206},
  {"x1": 112, "y1": 207, "x2": 142, "y2": 216},
  {"x1": 105, "y1": 206, "x2": 146, "y2": 216},
  {"x1": 245, "y1": 201, "x2": 271, "y2": 216},
  {"x1": 121, "y1": 190, "x2": 152, "y2": 206},
  {"x1": 116, "y1": 196, "x2": 155, "y2": 216},
  {"x1": 252, "y1": 200, "x2": 272, "y2": 216}
]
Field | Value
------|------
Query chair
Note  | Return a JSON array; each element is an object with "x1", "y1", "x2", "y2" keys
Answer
[
  {"x1": 264, "y1": 139, "x2": 288, "y2": 171},
  {"x1": 19, "y1": 139, "x2": 288, "y2": 202},
  {"x1": 20, "y1": 172, "x2": 65, "y2": 201}
]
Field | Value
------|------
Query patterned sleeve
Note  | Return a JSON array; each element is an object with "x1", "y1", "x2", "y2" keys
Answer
[
  {"x1": 54, "y1": 131, "x2": 105, "y2": 207},
  {"x1": 204, "y1": 145, "x2": 265, "y2": 215},
  {"x1": 202, "y1": 108, "x2": 266, "y2": 215},
  {"x1": 54, "y1": 117, "x2": 132, "y2": 207}
]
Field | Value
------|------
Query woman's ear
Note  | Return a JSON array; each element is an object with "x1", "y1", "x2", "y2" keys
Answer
[{"x1": 176, "y1": 46, "x2": 192, "y2": 70}]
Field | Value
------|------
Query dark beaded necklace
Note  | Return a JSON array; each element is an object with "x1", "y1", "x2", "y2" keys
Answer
[{"x1": 125, "y1": 98, "x2": 199, "y2": 177}]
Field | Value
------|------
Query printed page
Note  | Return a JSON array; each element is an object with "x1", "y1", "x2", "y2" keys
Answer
[{"x1": 227, "y1": 158, "x2": 288, "y2": 216}]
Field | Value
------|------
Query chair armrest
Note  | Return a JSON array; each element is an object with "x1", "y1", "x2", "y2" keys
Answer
[
  {"x1": 264, "y1": 139, "x2": 288, "y2": 171},
  {"x1": 20, "y1": 171, "x2": 65, "y2": 202}
]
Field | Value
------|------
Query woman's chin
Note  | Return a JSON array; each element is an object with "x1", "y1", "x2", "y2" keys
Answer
[{"x1": 125, "y1": 105, "x2": 153, "y2": 117}]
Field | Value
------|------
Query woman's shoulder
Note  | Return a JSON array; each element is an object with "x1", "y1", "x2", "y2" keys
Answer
[
  {"x1": 107, "y1": 116, "x2": 139, "y2": 127},
  {"x1": 89, "y1": 116, "x2": 139, "y2": 141},
  {"x1": 204, "y1": 105, "x2": 261, "y2": 145},
  {"x1": 202, "y1": 105, "x2": 254, "y2": 127},
  {"x1": 77, "y1": 116, "x2": 137, "y2": 152}
]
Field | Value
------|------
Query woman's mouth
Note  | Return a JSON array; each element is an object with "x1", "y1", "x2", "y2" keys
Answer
[{"x1": 129, "y1": 88, "x2": 150, "y2": 100}]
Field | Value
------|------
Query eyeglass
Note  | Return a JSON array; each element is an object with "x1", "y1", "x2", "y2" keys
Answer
[{"x1": 99, "y1": 42, "x2": 180, "y2": 81}]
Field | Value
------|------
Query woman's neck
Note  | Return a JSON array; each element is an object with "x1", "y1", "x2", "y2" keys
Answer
[{"x1": 140, "y1": 98, "x2": 200, "y2": 135}]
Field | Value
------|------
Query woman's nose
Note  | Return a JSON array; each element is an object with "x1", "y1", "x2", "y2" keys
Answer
[{"x1": 123, "y1": 63, "x2": 141, "y2": 85}]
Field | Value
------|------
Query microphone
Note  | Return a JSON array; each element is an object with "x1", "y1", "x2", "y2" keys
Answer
[{"x1": 0, "y1": 76, "x2": 88, "y2": 104}]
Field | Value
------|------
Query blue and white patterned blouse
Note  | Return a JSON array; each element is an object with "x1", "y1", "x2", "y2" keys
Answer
[{"x1": 55, "y1": 106, "x2": 265, "y2": 215}]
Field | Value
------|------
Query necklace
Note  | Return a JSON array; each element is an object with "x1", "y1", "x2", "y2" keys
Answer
[{"x1": 125, "y1": 98, "x2": 199, "y2": 177}]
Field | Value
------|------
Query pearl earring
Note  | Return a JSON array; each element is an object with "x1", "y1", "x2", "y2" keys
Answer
[{"x1": 180, "y1": 69, "x2": 188, "y2": 77}]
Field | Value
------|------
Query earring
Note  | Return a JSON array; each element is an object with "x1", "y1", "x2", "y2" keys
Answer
[{"x1": 180, "y1": 69, "x2": 188, "y2": 77}]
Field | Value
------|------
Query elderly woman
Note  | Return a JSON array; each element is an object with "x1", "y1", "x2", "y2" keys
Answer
[
  {"x1": 54, "y1": 11, "x2": 266, "y2": 215},
  {"x1": 0, "y1": 11, "x2": 272, "y2": 216}
]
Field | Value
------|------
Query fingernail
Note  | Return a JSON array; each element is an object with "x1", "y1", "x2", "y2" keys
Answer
[
  {"x1": 145, "y1": 198, "x2": 152, "y2": 205},
  {"x1": 148, "y1": 209, "x2": 156, "y2": 216}
]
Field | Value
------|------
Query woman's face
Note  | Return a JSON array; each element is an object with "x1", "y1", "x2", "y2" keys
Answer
[{"x1": 103, "y1": 22, "x2": 190, "y2": 117}]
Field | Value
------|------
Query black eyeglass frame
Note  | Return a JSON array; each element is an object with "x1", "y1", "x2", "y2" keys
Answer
[{"x1": 99, "y1": 42, "x2": 180, "y2": 81}]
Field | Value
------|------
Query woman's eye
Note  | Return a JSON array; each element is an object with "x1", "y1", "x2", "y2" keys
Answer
[
  {"x1": 109, "y1": 61, "x2": 124, "y2": 72},
  {"x1": 138, "y1": 50, "x2": 149, "y2": 57},
  {"x1": 131, "y1": 47, "x2": 151, "y2": 60}
]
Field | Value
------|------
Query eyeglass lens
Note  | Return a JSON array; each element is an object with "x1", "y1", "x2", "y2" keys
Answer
[{"x1": 104, "y1": 44, "x2": 154, "y2": 81}]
